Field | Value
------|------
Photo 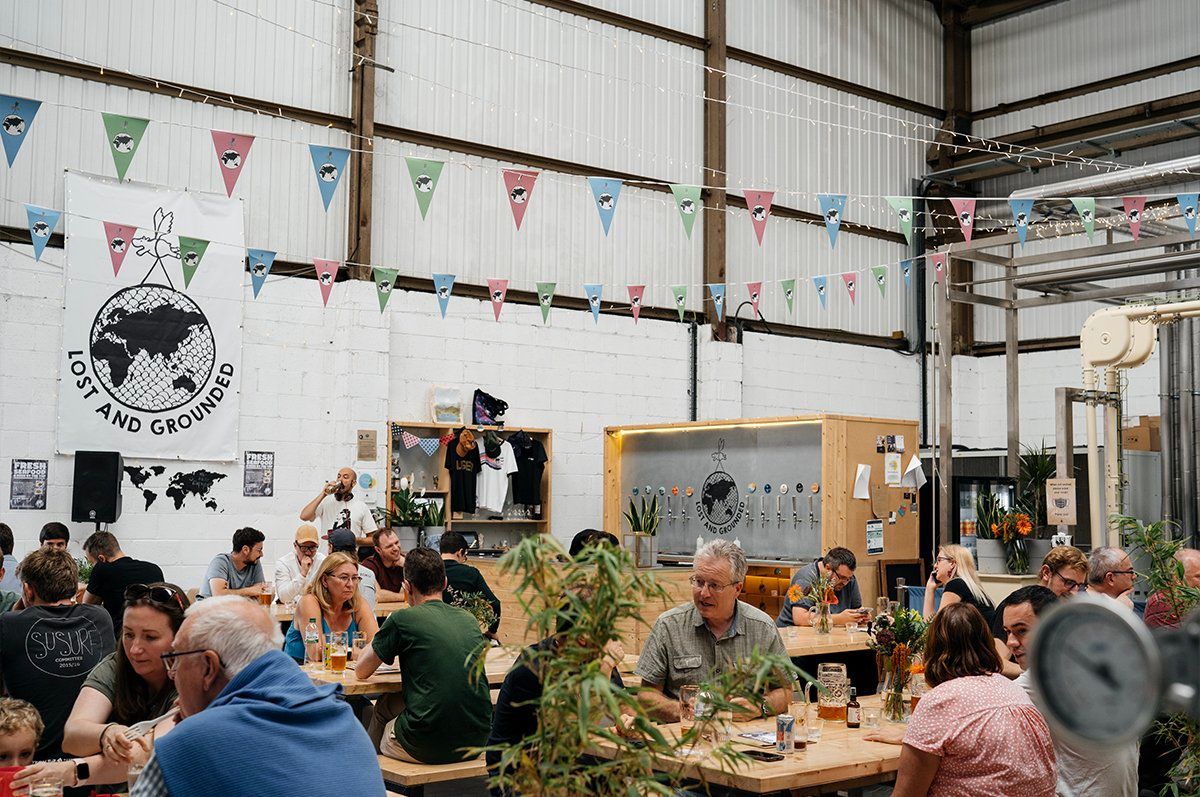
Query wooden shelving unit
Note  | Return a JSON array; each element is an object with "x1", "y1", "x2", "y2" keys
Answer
[{"x1": 386, "y1": 421, "x2": 553, "y2": 542}]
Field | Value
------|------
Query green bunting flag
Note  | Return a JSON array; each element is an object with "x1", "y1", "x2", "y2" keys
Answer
[
  {"x1": 1070, "y1": 198, "x2": 1096, "y2": 242},
  {"x1": 404, "y1": 157, "x2": 444, "y2": 219},
  {"x1": 885, "y1": 197, "x2": 914, "y2": 244},
  {"x1": 101, "y1": 113, "x2": 150, "y2": 181},
  {"x1": 780, "y1": 278, "x2": 796, "y2": 315},
  {"x1": 176, "y1": 236, "x2": 209, "y2": 288},
  {"x1": 536, "y1": 282, "x2": 556, "y2": 323},
  {"x1": 373, "y1": 267, "x2": 398, "y2": 312},
  {"x1": 871, "y1": 266, "x2": 888, "y2": 298},
  {"x1": 669, "y1": 184, "x2": 702, "y2": 238},
  {"x1": 671, "y1": 285, "x2": 688, "y2": 321}
]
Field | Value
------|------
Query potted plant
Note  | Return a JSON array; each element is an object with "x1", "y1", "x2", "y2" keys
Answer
[
  {"x1": 420, "y1": 500, "x2": 445, "y2": 548},
  {"x1": 1017, "y1": 443, "x2": 1057, "y2": 566},
  {"x1": 384, "y1": 475, "x2": 426, "y2": 548},
  {"x1": 974, "y1": 492, "x2": 1006, "y2": 574},
  {"x1": 622, "y1": 495, "x2": 660, "y2": 568}
]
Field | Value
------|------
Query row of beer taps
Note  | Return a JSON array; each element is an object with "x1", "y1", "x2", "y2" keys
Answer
[{"x1": 657, "y1": 493, "x2": 820, "y2": 533}]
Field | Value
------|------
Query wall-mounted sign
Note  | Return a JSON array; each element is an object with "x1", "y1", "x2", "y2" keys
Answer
[
  {"x1": 1046, "y1": 478, "x2": 1077, "y2": 525},
  {"x1": 357, "y1": 429, "x2": 378, "y2": 462},
  {"x1": 243, "y1": 451, "x2": 274, "y2": 497},
  {"x1": 10, "y1": 459, "x2": 48, "y2": 510}
]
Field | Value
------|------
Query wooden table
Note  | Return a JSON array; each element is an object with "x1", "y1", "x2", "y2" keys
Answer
[
  {"x1": 778, "y1": 625, "x2": 871, "y2": 658},
  {"x1": 308, "y1": 646, "x2": 519, "y2": 696},
  {"x1": 590, "y1": 696, "x2": 899, "y2": 795},
  {"x1": 271, "y1": 601, "x2": 406, "y2": 623}
]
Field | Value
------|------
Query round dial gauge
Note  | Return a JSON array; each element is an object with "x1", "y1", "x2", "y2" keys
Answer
[{"x1": 1029, "y1": 594, "x2": 1162, "y2": 748}]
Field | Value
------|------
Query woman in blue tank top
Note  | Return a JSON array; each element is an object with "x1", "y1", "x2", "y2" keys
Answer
[{"x1": 284, "y1": 552, "x2": 378, "y2": 663}]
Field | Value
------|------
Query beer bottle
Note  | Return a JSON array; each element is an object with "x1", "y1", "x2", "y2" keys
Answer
[{"x1": 846, "y1": 687, "x2": 861, "y2": 729}]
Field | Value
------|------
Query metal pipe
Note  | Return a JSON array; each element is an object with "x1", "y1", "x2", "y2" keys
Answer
[
  {"x1": 914, "y1": 179, "x2": 929, "y2": 448},
  {"x1": 1103, "y1": 368, "x2": 1121, "y2": 545},
  {"x1": 1083, "y1": 364, "x2": 1103, "y2": 548},
  {"x1": 1009, "y1": 153, "x2": 1200, "y2": 200},
  {"x1": 1192, "y1": 308, "x2": 1200, "y2": 545},
  {"x1": 1179, "y1": 319, "x2": 1197, "y2": 543},
  {"x1": 1160, "y1": 322, "x2": 1176, "y2": 529},
  {"x1": 688, "y1": 320, "x2": 698, "y2": 422}
]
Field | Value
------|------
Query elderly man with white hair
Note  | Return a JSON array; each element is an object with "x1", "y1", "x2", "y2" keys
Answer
[
  {"x1": 1087, "y1": 546, "x2": 1136, "y2": 608},
  {"x1": 130, "y1": 596, "x2": 384, "y2": 797},
  {"x1": 634, "y1": 540, "x2": 790, "y2": 722}
]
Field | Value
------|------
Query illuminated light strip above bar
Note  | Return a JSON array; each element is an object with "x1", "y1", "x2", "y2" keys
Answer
[{"x1": 611, "y1": 418, "x2": 823, "y2": 436}]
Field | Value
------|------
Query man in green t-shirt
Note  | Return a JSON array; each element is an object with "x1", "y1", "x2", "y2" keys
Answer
[{"x1": 356, "y1": 547, "x2": 491, "y2": 764}]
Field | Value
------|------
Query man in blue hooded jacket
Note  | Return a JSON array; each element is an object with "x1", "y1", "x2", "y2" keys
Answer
[{"x1": 131, "y1": 595, "x2": 384, "y2": 797}]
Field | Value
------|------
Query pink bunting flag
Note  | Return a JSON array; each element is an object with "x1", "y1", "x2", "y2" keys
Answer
[
  {"x1": 314, "y1": 258, "x2": 340, "y2": 306},
  {"x1": 400, "y1": 430, "x2": 420, "y2": 449},
  {"x1": 950, "y1": 198, "x2": 976, "y2": 243},
  {"x1": 210, "y1": 131, "x2": 254, "y2": 197},
  {"x1": 746, "y1": 281, "x2": 762, "y2": 316},
  {"x1": 744, "y1": 190, "x2": 774, "y2": 245},
  {"x1": 502, "y1": 169, "x2": 538, "y2": 230},
  {"x1": 1123, "y1": 196, "x2": 1147, "y2": 241},
  {"x1": 627, "y1": 285, "x2": 645, "y2": 323},
  {"x1": 102, "y1": 221, "x2": 137, "y2": 276},
  {"x1": 487, "y1": 278, "x2": 508, "y2": 321},
  {"x1": 929, "y1": 252, "x2": 946, "y2": 284},
  {"x1": 841, "y1": 272, "x2": 857, "y2": 304}
]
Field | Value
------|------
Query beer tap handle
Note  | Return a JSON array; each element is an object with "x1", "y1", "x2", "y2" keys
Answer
[
  {"x1": 776, "y1": 495, "x2": 782, "y2": 525},
  {"x1": 792, "y1": 495, "x2": 798, "y2": 525},
  {"x1": 667, "y1": 496, "x2": 674, "y2": 525}
]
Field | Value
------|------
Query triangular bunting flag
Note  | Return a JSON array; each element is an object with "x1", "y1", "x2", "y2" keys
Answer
[
  {"x1": 373, "y1": 267, "x2": 398, "y2": 313},
  {"x1": 210, "y1": 131, "x2": 254, "y2": 197},
  {"x1": 535, "y1": 282, "x2": 556, "y2": 323},
  {"x1": 102, "y1": 221, "x2": 137, "y2": 276},
  {"x1": 1, "y1": 96, "x2": 41, "y2": 167},
  {"x1": 871, "y1": 266, "x2": 888, "y2": 298},
  {"x1": 1123, "y1": 196, "x2": 1146, "y2": 242},
  {"x1": 950, "y1": 198, "x2": 976, "y2": 243},
  {"x1": 780, "y1": 278, "x2": 796, "y2": 315},
  {"x1": 842, "y1": 272, "x2": 858, "y2": 304},
  {"x1": 176, "y1": 236, "x2": 210, "y2": 288},
  {"x1": 707, "y1": 284, "x2": 726, "y2": 322},
  {"x1": 812, "y1": 276, "x2": 828, "y2": 309},
  {"x1": 900, "y1": 259, "x2": 913, "y2": 289},
  {"x1": 669, "y1": 184, "x2": 701, "y2": 238},
  {"x1": 628, "y1": 285, "x2": 645, "y2": 323},
  {"x1": 885, "y1": 197, "x2": 914, "y2": 244},
  {"x1": 24, "y1": 205, "x2": 60, "y2": 262},
  {"x1": 314, "y1": 259, "x2": 340, "y2": 306},
  {"x1": 671, "y1": 285, "x2": 688, "y2": 322},
  {"x1": 405, "y1": 157, "x2": 444, "y2": 219},
  {"x1": 487, "y1": 279, "x2": 508, "y2": 321},
  {"x1": 744, "y1": 190, "x2": 774, "y2": 245},
  {"x1": 929, "y1": 252, "x2": 946, "y2": 284},
  {"x1": 401, "y1": 430, "x2": 420, "y2": 449},
  {"x1": 101, "y1": 113, "x2": 150, "y2": 181},
  {"x1": 1070, "y1": 198, "x2": 1096, "y2": 241},
  {"x1": 247, "y1": 248, "x2": 276, "y2": 299},
  {"x1": 584, "y1": 283, "x2": 603, "y2": 323},
  {"x1": 818, "y1": 195, "x2": 847, "y2": 248},
  {"x1": 587, "y1": 177, "x2": 623, "y2": 236},
  {"x1": 1009, "y1": 199, "x2": 1034, "y2": 247},
  {"x1": 746, "y1": 281, "x2": 762, "y2": 316},
  {"x1": 309, "y1": 144, "x2": 350, "y2": 211},
  {"x1": 432, "y1": 274, "x2": 455, "y2": 318},
  {"x1": 418, "y1": 438, "x2": 440, "y2": 457},
  {"x1": 502, "y1": 169, "x2": 538, "y2": 230},
  {"x1": 1177, "y1": 194, "x2": 1198, "y2": 238}
]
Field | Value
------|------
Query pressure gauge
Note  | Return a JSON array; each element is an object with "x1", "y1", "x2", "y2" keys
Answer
[{"x1": 1029, "y1": 594, "x2": 1163, "y2": 748}]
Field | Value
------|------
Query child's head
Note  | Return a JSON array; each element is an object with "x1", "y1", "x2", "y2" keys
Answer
[{"x1": 0, "y1": 699, "x2": 42, "y2": 767}]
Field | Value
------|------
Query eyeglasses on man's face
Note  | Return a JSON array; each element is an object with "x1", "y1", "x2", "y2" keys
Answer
[
  {"x1": 1052, "y1": 570, "x2": 1085, "y2": 592},
  {"x1": 688, "y1": 575, "x2": 739, "y2": 594},
  {"x1": 295, "y1": 543, "x2": 319, "y2": 554},
  {"x1": 161, "y1": 649, "x2": 218, "y2": 674}
]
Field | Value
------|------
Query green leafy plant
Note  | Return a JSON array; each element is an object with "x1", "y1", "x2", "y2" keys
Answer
[
  {"x1": 387, "y1": 476, "x2": 425, "y2": 527},
  {"x1": 421, "y1": 500, "x2": 444, "y2": 528},
  {"x1": 1017, "y1": 443, "x2": 1057, "y2": 536},
  {"x1": 477, "y1": 534, "x2": 803, "y2": 796},
  {"x1": 451, "y1": 589, "x2": 496, "y2": 633},
  {"x1": 623, "y1": 495, "x2": 661, "y2": 536},
  {"x1": 974, "y1": 491, "x2": 1003, "y2": 540},
  {"x1": 75, "y1": 557, "x2": 93, "y2": 583}
]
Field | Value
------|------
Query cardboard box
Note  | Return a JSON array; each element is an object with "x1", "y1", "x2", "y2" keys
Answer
[{"x1": 1122, "y1": 426, "x2": 1161, "y2": 451}]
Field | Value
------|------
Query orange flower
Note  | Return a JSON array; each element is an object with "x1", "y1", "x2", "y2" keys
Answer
[
  {"x1": 909, "y1": 662, "x2": 925, "y2": 674},
  {"x1": 990, "y1": 523, "x2": 999, "y2": 535},
  {"x1": 823, "y1": 587, "x2": 838, "y2": 605},
  {"x1": 787, "y1": 584, "x2": 806, "y2": 604}
]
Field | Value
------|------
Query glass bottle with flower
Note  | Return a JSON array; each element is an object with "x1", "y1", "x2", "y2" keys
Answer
[
  {"x1": 789, "y1": 568, "x2": 839, "y2": 634},
  {"x1": 993, "y1": 510, "x2": 1034, "y2": 574},
  {"x1": 867, "y1": 604, "x2": 928, "y2": 722}
]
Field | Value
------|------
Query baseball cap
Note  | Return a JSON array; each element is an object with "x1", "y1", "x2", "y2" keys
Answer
[
  {"x1": 327, "y1": 528, "x2": 357, "y2": 552},
  {"x1": 294, "y1": 524, "x2": 320, "y2": 544}
]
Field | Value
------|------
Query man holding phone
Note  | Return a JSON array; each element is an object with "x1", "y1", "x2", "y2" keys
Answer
[
  {"x1": 774, "y1": 547, "x2": 866, "y2": 628},
  {"x1": 299, "y1": 466, "x2": 379, "y2": 554}
]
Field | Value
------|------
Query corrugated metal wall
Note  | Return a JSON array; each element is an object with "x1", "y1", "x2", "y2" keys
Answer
[
  {"x1": 727, "y1": 0, "x2": 944, "y2": 110},
  {"x1": 574, "y1": 0, "x2": 702, "y2": 37}
]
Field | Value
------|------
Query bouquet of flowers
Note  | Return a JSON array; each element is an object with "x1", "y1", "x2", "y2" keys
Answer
[
  {"x1": 788, "y1": 568, "x2": 838, "y2": 633},
  {"x1": 993, "y1": 510, "x2": 1034, "y2": 574},
  {"x1": 867, "y1": 605, "x2": 928, "y2": 721}
]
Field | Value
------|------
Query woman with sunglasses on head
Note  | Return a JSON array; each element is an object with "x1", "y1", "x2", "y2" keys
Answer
[
  {"x1": 283, "y1": 553, "x2": 378, "y2": 664},
  {"x1": 922, "y1": 544, "x2": 995, "y2": 627}
]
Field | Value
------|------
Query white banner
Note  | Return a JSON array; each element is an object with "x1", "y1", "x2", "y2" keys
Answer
[{"x1": 57, "y1": 172, "x2": 244, "y2": 460}]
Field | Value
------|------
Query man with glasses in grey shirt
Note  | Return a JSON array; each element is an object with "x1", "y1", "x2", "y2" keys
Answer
[{"x1": 634, "y1": 540, "x2": 790, "y2": 722}]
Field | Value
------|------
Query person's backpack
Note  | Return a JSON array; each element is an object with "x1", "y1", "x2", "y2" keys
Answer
[{"x1": 472, "y1": 388, "x2": 509, "y2": 426}]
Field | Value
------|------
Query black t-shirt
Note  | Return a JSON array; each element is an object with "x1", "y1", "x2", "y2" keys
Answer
[
  {"x1": 87, "y1": 557, "x2": 164, "y2": 631},
  {"x1": 942, "y1": 577, "x2": 997, "y2": 632},
  {"x1": 508, "y1": 433, "x2": 548, "y2": 506},
  {"x1": 445, "y1": 560, "x2": 501, "y2": 634},
  {"x1": 0, "y1": 604, "x2": 115, "y2": 759},
  {"x1": 445, "y1": 433, "x2": 482, "y2": 514}
]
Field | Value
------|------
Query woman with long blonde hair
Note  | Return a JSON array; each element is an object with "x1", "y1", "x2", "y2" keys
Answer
[
  {"x1": 283, "y1": 552, "x2": 378, "y2": 663},
  {"x1": 923, "y1": 544, "x2": 995, "y2": 628}
]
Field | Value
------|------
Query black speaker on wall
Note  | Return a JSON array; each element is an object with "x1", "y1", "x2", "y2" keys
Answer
[{"x1": 71, "y1": 451, "x2": 124, "y2": 525}]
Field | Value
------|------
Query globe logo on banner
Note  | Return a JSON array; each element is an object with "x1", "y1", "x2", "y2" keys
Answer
[
  {"x1": 31, "y1": 220, "x2": 50, "y2": 238},
  {"x1": 680, "y1": 198, "x2": 695, "y2": 214},
  {"x1": 825, "y1": 208, "x2": 839, "y2": 224},
  {"x1": 510, "y1": 186, "x2": 527, "y2": 203},
  {"x1": 110, "y1": 236, "x2": 127, "y2": 252},
  {"x1": 3, "y1": 114, "x2": 25, "y2": 135},
  {"x1": 597, "y1": 192, "x2": 615, "y2": 210},
  {"x1": 378, "y1": 279, "x2": 392, "y2": 293},
  {"x1": 751, "y1": 205, "x2": 767, "y2": 221},
  {"x1": 897, "y1": 207, "x2": 911, "y2": 222},
  {"x1": 220, "y1": 149, "x2": 241, "y2": 169},
  {"x1": 697, "y1": 438, "x2": 745, "y2": 535},
  {"x1": 414, "y1": 174, "x2": 433, "y2": 192},
  {"x1": 252, "y1": 261, "x2": 267, "y2": 276},
  {"x1": 90, "y1": 284, "x2": 215, "y2": 412},
  {"x1": 318, "y1": 162, "x2": 339, "y2": 182},
  {"x1": 112, "y1": 132, "x2": 135, "y2": 153}
]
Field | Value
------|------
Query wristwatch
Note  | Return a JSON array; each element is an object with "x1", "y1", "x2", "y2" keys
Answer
[{"x1": 73, "y1": 758, "x2": 90, "y2": 786}]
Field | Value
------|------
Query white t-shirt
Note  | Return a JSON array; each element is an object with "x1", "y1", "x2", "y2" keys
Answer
[
  {"x1": 1015, "y1": 671, "x2": 1138, "y2": 797},
  {"x1": 315, "y1": 494, "x2": 379, "y2": 536},
  {"x1": 476, "y1": 441, "x2": 518, "y2": 514}
]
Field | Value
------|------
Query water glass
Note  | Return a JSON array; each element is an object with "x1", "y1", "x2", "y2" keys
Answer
[
  {"x1": 845, "y1": 622, "x2": 860, "y2": 639},
  {"x1": 863, "y1": 707, "x2": 881, "y2": 729},
  {"x1": 876, "y1": 596, "x2": 890, "y2": 617},
  {"x1": 351, "y1": 631, "x2": 368, "y2": 660},
  {"x1": 127, "y1": 762, "x2": 146, "y2": 790},
  {"x1": 806, "y1": 713, "x2": 824, "y2": 744},
  {"x1": 29, "y1": 779, "x2": 62, "y2": 797}
]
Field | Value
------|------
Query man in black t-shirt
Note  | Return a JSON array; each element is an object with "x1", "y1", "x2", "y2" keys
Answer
[
  {"x1": 439, "y1": 532, "x2": 500, "y2": 636},
  {"x1": 0, "y1": 548, "x2": 114, "y2": 760},
  {"x1": 81, "y1": 531, "x2": 163, "y2": 632}
]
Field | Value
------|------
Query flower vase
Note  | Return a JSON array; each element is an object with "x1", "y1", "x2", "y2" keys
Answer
[
  {"x1": 814, "y1": 602, "x2": 833, "y2": 635},
  {"x1": 877, "y1": 656, "x2": 911, "y2": 723},
  {"x1": 1005, "y1": 537, "x2": 1030, "y2": 575}
]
